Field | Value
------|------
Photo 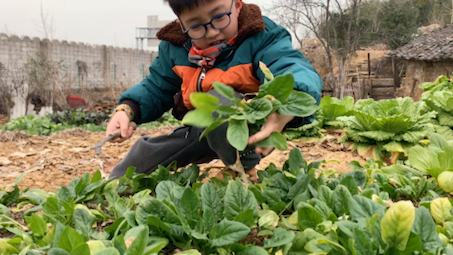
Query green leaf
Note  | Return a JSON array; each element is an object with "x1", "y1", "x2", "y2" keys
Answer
[
  {"x1": 135, "y1": 198, "x2": 181, "y2": 226},
  {"x1": 143, "y1": 237, "x2": 169, "y2": 255},
  {"x1": 380, "y1": 201, "x2": 415, "y2": 251},
  {"x1": 278, "y1": 90, "x2": 318, "y2": 117},
  {"x1": 203, "y1": 207, "x2": 217, "y2": 234},
  {"x1": 254, "y1": 132, "x2": 288, "y2": 150},
  {"x1": 73, "y1": 207, "x2": 96, "y2": 238},
  {"x1": 297, "y1": 202, "x2": 323, "y2": 229},
  {"x1": 287, "y1": 174, "x2": 312, "y2": 200},
  {"x1": 58, "y1": 226, "x2": 84, "y2": 253},
  {"x1": 91, "y1": 170, "x2": 102, "y2": 183},
  {"x1": 227, "y1": 119, "x2": 249, "y2": 151},
  {"x1": 180, "y1": 188, "x2": 200, "y2": 227},
  {"x1": 224, "y1": 180, "x2": 258, "y2": 220},
  {"x1": 408, "y1": 146, "x2": 441, "y2": 177},
  {"x1": 26, "y1": 213, "x2": 47, "y2": 237},
  {"x1": 348, "y1": 195, "x2": 385, "y2": 224},
  {"x1": 155, "y1": 181, "x2": 176, "y2": 201},
  {"x1": 200, "y1": 117, "x2": 227, "y2": 139},
  {"x1": 430, "y1": 197, "x2": 452, "y2": 224},
  {"x1": 339, "y1": 175, "x2": 358, "y2": 195},
  {"x1": 70, "y1": 243, "x2": 90, "y2": 255},
  {"x1": 258, "y1": 209, "x2": 279, "y2": 230},
  {"x1": 213, "y1": 82, "x2": 235, "y2": 101},
  {"x1": 146, "y1": 215, "x2": 171, "y2": 234},
  {"x1": 233, "y1": 209, "x2": 255, "y2": 228},
  {"x1": 210, "y1": 219, "x2": 250, "y2": 247},
  {"x1": 174, "y1": 250, "x2": 201, "y2": 255},
  {"x1": 182, "y1": 109, "x2": 214, "y2": 127},
  {"x1": 190, "y1": 92, "x2": 219, "y2": 112},
  {"x1": 288, "y1": 148, "x2": 306, "y2": 173},
  {"x1": 200, "y1": 183, "x2": 223, "y2": 220},
  {"x1": 215, "y1": 104, "x2": 237, "y2": 116},
  {"x1": 87, "y1": 240, "x2": 107, "y2": 254},
  {"x1": 263, "y1": 227, "x2": 295, "y2": 248},
  {"x1": 333, "y1": 185, "x2": 352, "y2": 216},
  {"x1": 237, "y1": 246, "x2": 268, "y2": 255},
  {"x1": 412, "y1": 207, "x2": 444, "y2": 252},
  {"x1": 74, "y1": 172, "x2": 90, "y2": 196},
  {"x1": 351, "y1": 226, "x2": 378, "y2": 254},
  {"x1": 48, "y1": 248, "x2": 71, "y2": 255},
  {"x1": 258, "y1": 73, "x2": 294, "y2": 102},
  {"x1": 124, "y1": 226, "x2": 149, "y2": 255},
  {"x1": 271, "y1": 132, "x2": 288, "y2": 150},
  {"x1": 244, "y1": 98, "x2": 273, "y2": 122},
  {"x1": 356, "y1": 130, "x2": 395, "y2": 141},
  {"x1": 402, "y1": 232, "x2": 423, "y2": 255},
  {"x1": 93, "y1": 248, "x2": 121, "y2": 255}
]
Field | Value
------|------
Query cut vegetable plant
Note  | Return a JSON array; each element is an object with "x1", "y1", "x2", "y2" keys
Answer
[{"x1": 182, "y1": 62, "x2": 318, "y2": 184}]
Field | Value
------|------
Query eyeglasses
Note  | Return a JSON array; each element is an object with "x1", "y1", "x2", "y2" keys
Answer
[{"x1": 180, "y1": 0, "x2": 235, "y2": 40}]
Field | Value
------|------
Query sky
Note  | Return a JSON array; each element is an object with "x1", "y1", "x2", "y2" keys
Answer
[{"x1": 0, "y1": 0, "x2": 273, "y2": 51}]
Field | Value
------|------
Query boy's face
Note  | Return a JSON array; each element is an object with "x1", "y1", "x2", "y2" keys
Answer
[{"x1": 179, "y1": 0, "x2": 242, "y2": 49}]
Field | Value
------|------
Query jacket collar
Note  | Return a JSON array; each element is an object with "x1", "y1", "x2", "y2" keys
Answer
[{"x1": 156, "y1": 3, "x2": 266, "y2": 47}]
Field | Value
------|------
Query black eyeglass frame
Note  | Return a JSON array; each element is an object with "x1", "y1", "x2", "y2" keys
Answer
[{"x1": 179, "y1": 0, "x2": 235, "y2": 40}]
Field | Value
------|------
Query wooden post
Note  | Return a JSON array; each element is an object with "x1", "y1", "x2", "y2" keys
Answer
[
  {"x1": 392, "y1": 56, "x2": 400, "y2": 97},
  {"x1": 368, "y1": 53, "x2": 372, "y2": 99}
]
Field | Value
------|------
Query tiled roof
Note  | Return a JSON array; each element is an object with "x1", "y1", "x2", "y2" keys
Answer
[{"x1": 391, "y1": 24, "x2": 453, "y2": 61}]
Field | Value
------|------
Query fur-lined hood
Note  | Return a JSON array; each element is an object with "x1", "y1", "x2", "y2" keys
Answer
[{"x1": 156, "y1": 3, "x2": 266, "y2": 46}]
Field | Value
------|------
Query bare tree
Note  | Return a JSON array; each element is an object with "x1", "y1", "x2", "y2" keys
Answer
[
  {"x1": 270, "y1": 0, "x2": 366, "y2": 98},
  {"x1": 33, "y1": 0, "x2": 56, "y2": 40}
]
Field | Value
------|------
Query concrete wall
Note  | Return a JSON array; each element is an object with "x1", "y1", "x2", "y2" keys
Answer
[
  {"x1": 0, "y1": 33, "x2": 157, "y2": 118},
  {"x1": 400, "y1": 60, "x2": 453, "y2": 101}
]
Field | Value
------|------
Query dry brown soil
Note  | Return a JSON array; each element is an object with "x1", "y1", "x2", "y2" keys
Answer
[{"x1": 0, "y1": 127, "x2": 366, "y2": 191}]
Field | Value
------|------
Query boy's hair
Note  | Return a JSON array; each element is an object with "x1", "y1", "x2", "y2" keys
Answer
[{"x1": 164, "y1": 0, "x2": 217, "y2": 16}]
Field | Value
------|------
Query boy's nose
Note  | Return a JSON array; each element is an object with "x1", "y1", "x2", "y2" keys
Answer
[{"x1": 205, "y1": 24, "x2": 220, "y2": 39}]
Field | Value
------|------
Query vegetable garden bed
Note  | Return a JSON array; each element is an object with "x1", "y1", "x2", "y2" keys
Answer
[{"x1": 1, "y1": 71, "x2": 453, "y2": 254}]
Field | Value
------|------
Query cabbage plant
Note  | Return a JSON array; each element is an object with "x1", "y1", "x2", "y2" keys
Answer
[
  {"x1": 338, "y1": 97, "x2": 436, "y2": 162},
  {"x1": 419, "y1": 74, "x2": 453, "y2": 139},
  {"x1": 318, "y1": 95, "x2": 354, "y2": 128},
  {"x1": 408, "y1": 133, "x2": 453, "y2": 193}
]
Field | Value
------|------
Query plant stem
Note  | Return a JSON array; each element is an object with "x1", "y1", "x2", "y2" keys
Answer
[{"x1": 226, "y1": 151, "x2": 248, "y2": 189}]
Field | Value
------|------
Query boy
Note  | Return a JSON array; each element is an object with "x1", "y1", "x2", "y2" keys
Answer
[{"x1": 106, "y1": 0, "x2": 323, "y2": 179}]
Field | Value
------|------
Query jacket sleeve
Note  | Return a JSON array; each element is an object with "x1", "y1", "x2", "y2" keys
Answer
[
  {"x1": 252, "y1": 17, "x2": 323, "y2": 124},
  {"x1": 118, "y1": 41, "x2": 182, "y2": 124}
]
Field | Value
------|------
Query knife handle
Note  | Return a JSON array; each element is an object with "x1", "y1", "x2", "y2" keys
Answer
[{"x1": 108, "y1": 122, "x2": 137, "y2": 139}]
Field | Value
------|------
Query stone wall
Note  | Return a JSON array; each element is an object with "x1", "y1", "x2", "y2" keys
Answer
[
  {"x1": 400, "y1": 60, "x2": 453, "y2": 101},
  {"x1": 0, "y1": 33, "x2": 157, "y2": 118}
]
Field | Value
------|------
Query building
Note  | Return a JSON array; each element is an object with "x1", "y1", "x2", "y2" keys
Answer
[
  {"x1": 136, "y1": 15, "x2": 173, "y2": 50},
  {"x1": 391, "y1": 24, "x2": 453, "y2": 100}
]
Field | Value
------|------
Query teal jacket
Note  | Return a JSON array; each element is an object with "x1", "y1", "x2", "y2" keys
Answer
[{"x1": 119, "y1": 3, "x2": 323, "y2": 125}]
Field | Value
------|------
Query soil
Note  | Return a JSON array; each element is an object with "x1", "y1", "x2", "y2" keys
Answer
[{"x1": 0, "y1": 127, "x2": 366, "y2": 191}]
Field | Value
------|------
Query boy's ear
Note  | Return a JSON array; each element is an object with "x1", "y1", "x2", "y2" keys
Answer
[{"x1": 235, "y1": 0, "x2": 243, "y2": 13}]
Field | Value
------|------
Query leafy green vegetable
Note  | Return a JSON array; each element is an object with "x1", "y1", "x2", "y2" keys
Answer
[
  {"x1": 380, "y1": 201, "x2": 415, "y2": 251},
  {"x1": 182, "y1": 62, "x2": 318, "y2": 151},
  {"x1": 338, "y1": 97, "x2": 436, "y2": 161},
  {"x1": 319, "y1": 95, "x2": 354, "y2": 127}
]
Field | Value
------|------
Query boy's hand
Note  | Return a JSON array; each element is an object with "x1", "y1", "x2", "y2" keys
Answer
[
  {"x1": 247, "y1": 113, "x2": 294, "y2": 156},
  {"x1": 106, "y1": 111, "x2": 135, "y2": 142}
]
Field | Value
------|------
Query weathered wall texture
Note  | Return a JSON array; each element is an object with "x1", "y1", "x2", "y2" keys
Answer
[
  {"x1": 400, "y1": 60, "x2": 453, "y2": 101},
  {"x1": 0, "y1": 33, "x2": 157, "y2": 118}
]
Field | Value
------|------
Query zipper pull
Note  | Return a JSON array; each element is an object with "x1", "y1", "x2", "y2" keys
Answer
[
  {"x1": 200, "y1": 68, "x2": 207, "y2": 79},
  {"x1": 197, "y1": 68, "x2": 207, "y2": 92}
]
